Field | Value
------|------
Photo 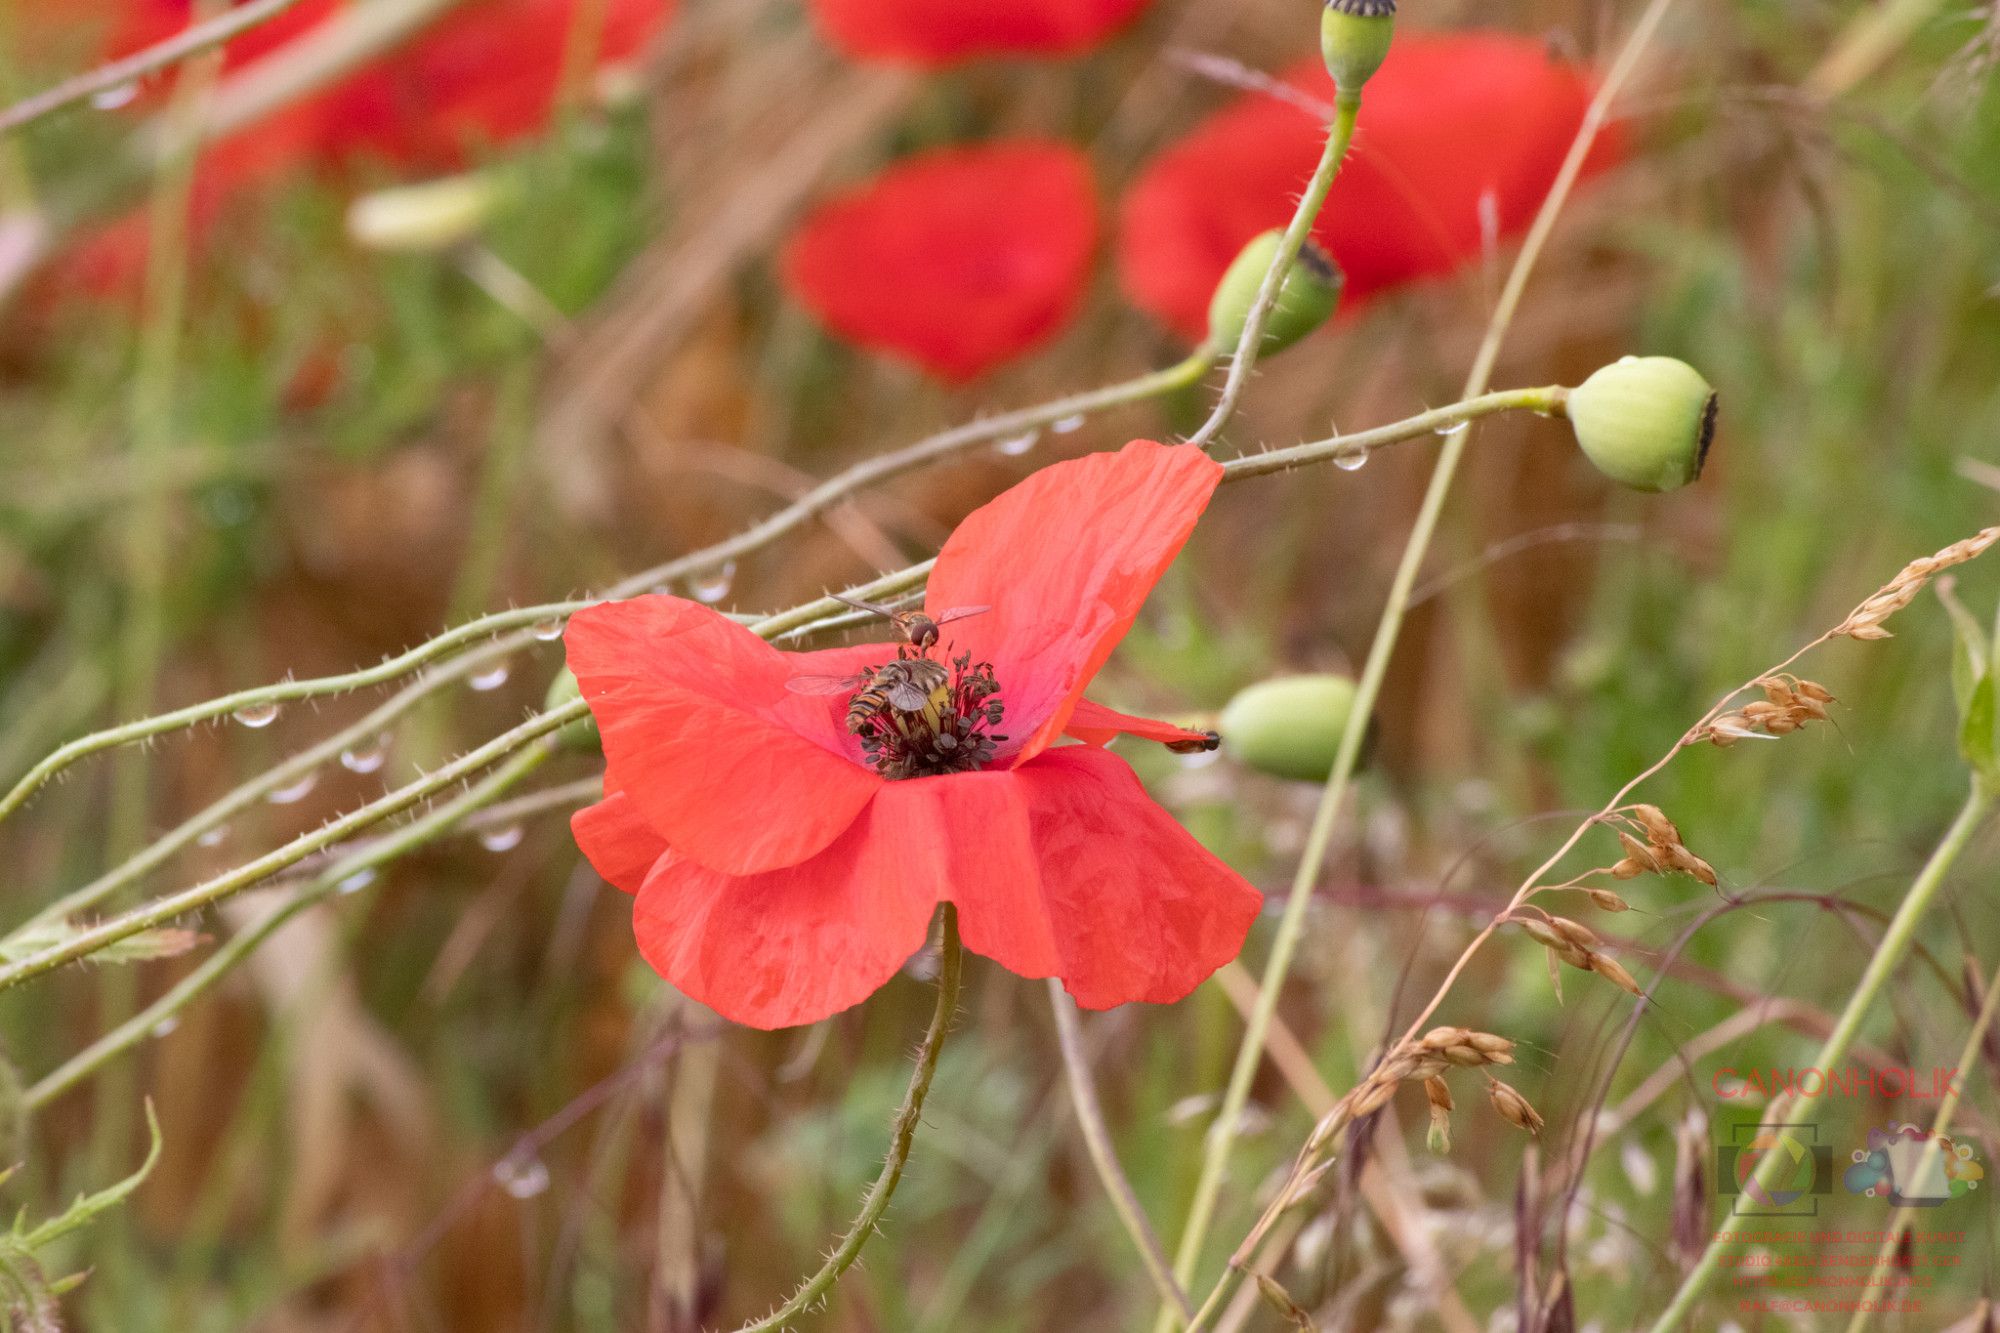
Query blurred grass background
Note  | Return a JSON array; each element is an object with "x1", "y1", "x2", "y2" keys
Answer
[{"x1": 2, "y1": 0, "x2": 1999, "y2": 1329}]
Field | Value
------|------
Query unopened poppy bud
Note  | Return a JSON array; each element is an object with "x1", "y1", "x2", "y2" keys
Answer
[
  {"x1": 1320, "y1": 0, "x2": 1397, "y2": 97},
  {"x1": 347, "y1": 170, "x2": 509, "y2": 254},
  {"x1": 1562, "y1": 356, "x2": 1718, "y2": 492},
  {"x1": 544, "y1": 668, "x2": 600, "y2": 751},
  {"x1": 1204, "y1": 231, "x2": 1343, "y2": 359},
  {"x1": 1217, "y1": 672, "x2": 1357, "y2": 782}
]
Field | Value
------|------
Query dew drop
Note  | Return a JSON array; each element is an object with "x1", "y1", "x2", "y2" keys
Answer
[
  {"x1": 690, "y1": 560, "x2": 737, "y2": 604},
  {"x1": 149, "y1": 1016, "x2": 180, "y2": 1039},
  {"x1": 267, "y1": 772, "x2": 319, "y2": 805},
  {"x1": 1051, "y1": 413, "x2": 1087, "y2": 436},
  {"x1": 1332, "y1": 443, "x2": 1368, "y2": 472},
  {"x1": 479, "y1": 823, "x2": 525, "y2": 853},
  {"x1": 1435, "y1": 422, "x2": 1470, "y2": 440},
  {"x1": 90, "y1": 81, "x2": 141, "y2": 110},
  {"x1": 195, "y1": 825, "x2": 229, "y2": 849},
  {"x1": 493, "y1": 1155, "x2": 550, "y2": 1200},
  {"x1": 336, "y1": 868, "x2": 378, "y2": 896},
  {"x1": 992, "y1": 431, "x2": 1039, "y2": 457},
  {"x1": 233, "y1": 702, "x2": 280, "y2": 729},
  {"x1": 531, "y1": 617, "x2": 566, "y2": 641},
  {"x1": 469, "y1": 664, "x2": 512, "y2": 692},
  {"x1": 340, "y1": 736, "x2": 390, "y2": 774}
]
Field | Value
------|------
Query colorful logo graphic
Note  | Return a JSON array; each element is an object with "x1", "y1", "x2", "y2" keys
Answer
[
  {"x1": 1844, "y1": 1124, "x2": 1985, "y2": 1206},
  {"x1": 1717, "y1": 1123, "x2": 1835, "y2": 1215}
]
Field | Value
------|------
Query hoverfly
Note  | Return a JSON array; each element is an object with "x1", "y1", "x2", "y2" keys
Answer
[
  {"x1": 788, "y1": 657, "x2": 952, "y2": 733},
  {"x1": 827, "y1": 594, "x2": 990, "y2": 652}
]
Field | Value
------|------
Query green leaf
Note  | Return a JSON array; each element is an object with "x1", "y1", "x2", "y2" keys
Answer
[
  {"x1": 1937, "y1": 578, "x2": 1987, "y2": 715},
  {"x1": 15, "y1": 1102, "x2": 161, "y2": 1253},
  {"x1": 1960, "y1": 673, "x2": 1999, "y2": 782}
]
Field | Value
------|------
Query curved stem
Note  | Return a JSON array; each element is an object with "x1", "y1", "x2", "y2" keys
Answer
[
  {"x1": 1048, "y1": 982, "x2": 1192, "y2": 1320},
  {"x1": 0, "y1": 354, "x2": 1213, "y2": 827},
  {"x1": 1648, "y1": 782, "x2": 1993, "y2": 1332},
  {"x1": 1169, "y1": 4, "x2": 1672, "y2": 1322},
  {"x1": 24, "y1": 741, "x2": 555, "y2": 1109},
  {"x1": 735, "y1": 906, "x2": 963, "y2": 1333},
  {"x1": 0, "y1": 697, "x2": 589, "y2": 994},
  {"x1": 1188, "y1": 94, "x2": 1360, "y2": 449},
  {"x1": 0, "y1": 0, "x2": 311, "y2": 137}
]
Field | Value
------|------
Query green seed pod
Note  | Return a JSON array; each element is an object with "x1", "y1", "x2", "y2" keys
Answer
[
  {"x1": 544, "y1": 667, "x2": 600, "y2": 752},
  {"x1": 1217, "y1": 673, "x2": 1357, "y2": 782},
  {"x1": 1205, "y1": 231, "x2": 1343, "y2": 358},
  {"x1": 1321, "y1": 0, "x2": 1397, "y2": 96},
  {"x1": 1564, "y1": 356, "x2": 1718, "y2": 493}
]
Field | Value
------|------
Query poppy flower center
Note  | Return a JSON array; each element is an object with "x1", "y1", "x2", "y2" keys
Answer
[{"x1": 849, "y1": 650, "x2": 1006, "y2": 780}]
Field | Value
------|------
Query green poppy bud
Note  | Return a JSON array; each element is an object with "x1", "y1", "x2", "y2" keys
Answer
[
  {"x1": 1321, "y1": 0, "x2": 1397, "y2": 97},
  {"x1": 1563, "y1": 356, "x2": 1718, "y2": 493},
  {"x1": 1217, "y1": 674, "x2": 1358, "y2": 782},
  {"x1": 1205, "y1": 231, "x2": 1343, "y2": 358},
  {"x1": 346, "y1": 170, "x2": 508, "y2": 254},
  {"x1": 544, "y1": 667, "x2": 600, "y2": 752}
]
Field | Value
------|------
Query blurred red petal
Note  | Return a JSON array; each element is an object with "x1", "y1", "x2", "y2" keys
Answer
[
  {"x1": 1118, "y1": 31, "x2": 1618, "y2": 341},
  {"x1": 926, "y1": 439, "x2": 1220, "y2": 762},
  {"x1": 564, "y1": 595, "x2": 883, "y2": 876},
  {"x1": 808, "y1": 0, "x2": 1152, "y2": 65},
  {"x1": 781, "y1": 140, "x2": 1098, "y2": 382},
  {"x1": 570, "y1": 787, "x2": 668, "y2": 894},
  {"x1": 1064, "y1": 697, "x2": 1212, "y2": 749}
]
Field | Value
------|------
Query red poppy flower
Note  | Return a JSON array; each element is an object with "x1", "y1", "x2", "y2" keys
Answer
[
  {"x1": 567, "y1": 440, "x2": 1260, "y2": 1029},
  {"x1": 1118, "y1": 31, "x2": 1620, "y2": 342},
  {"x1": 318, "y1": 0, "x2": 677, "y2": 167},
  {"x1": 808, "y1": 0, "x2": 1152, "y2": 65},
  {"x1": 781, "y1": 140, "x2": 1099, "y2": 382}
]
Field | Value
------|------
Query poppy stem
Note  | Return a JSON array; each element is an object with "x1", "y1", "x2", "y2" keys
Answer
[
  {"x1": 1049, "y1": 983, "x2": 1193, "y2": 1320},
  {"x1": 1186, "y1": 92, "x2": 1362, "y2": 450},
  {"x1": 734, "y1": 905, "x2": 964, "y2": 1333},
  {"x1": 1167, "y1": 2, "x2": 1674, "y2": 1325}
]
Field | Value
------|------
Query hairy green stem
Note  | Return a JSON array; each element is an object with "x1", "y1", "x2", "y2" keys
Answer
[
  {"x1": 1650, "y1": 782, "x2": 1993, "y2": 1332},
  {"x1": 1169, "y1": 4, "x2": 1671, "y2": 1321},
  {"x1": 734, "y1": 906, "x2": 963, "y2": 1332},
  {"x1": 0, "y1": 698, "x2": 588, "y2": 994},
  {"x1": 1188, "y1": 94, "x2": 1359, "y2": 450},
  {"x1": 1049, "y1": 983, "x2": 1192, "y2": 1320},
  {"x1": 25, "y1": 742, "x2": 554, "y2": 1108},
  {"x1": 0, "y1": 353, "x2": 1214, "y2": 826}
]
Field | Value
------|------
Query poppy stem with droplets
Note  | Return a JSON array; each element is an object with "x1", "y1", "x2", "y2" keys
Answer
[
  {"x1": 735, "y1": 905, "x2": 964, "y2": 1333},
  {"x1": 1187, "y1": 91, "x2": 1360, "y2": 450}
]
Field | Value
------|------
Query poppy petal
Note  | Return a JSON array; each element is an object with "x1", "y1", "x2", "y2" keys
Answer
[
  {"x1": 926, "y1": 440, "x2": 1221, "y2": 763},
  {"x1": 631, "y1": 800, "x2": 941, "y2": 1029},
  {"x1": 781, "y1": 141, "x2": 1099, "y2": 382},
  {"x1": 944, "y1": 746, "x2": 1260, "y2": 1007},
  {"x1": 565, "y1": 595, "x2": 882, "y2": 875},
  {"x1": 571, "y1": 788, "x2": 668, "y2": 894},
  {"x1": 1118, "y1": 32, "x2": 1612, "y2": 341},
  {"x1": 1064, "y1": 698, "x2": 1214, "y2": 749},
  {"x1": 808, "y1": 0, "x2": 1153, "y2": 65}
]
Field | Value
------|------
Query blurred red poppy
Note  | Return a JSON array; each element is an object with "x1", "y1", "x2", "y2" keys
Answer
[
  {"x1": 1118, "y1": 31, "x2": 1620, "y2": 342},
  {"x1": 567, "y1": 440, "x2": 1261, "y2": 1029},
  {"x1": 808, "y1": 0, "x2": 1152, "y2": 65},
  {"x1": 781, "y1": 140, "x2": 1099, "y2": 382},
  {"x1": 47, "y1": 0, "x2": 675, "y2": 297}
]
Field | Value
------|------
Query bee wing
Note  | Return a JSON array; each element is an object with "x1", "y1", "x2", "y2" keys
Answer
[
  {"x1": 884, "y1": 681, "x2": 935, "y2": 712},
  {"x1": 785, "y1": 672, "x2": 866, "y2": 696},
  {"x1": 929, "y1": 605, "x2": 992, "y2": 627}
]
